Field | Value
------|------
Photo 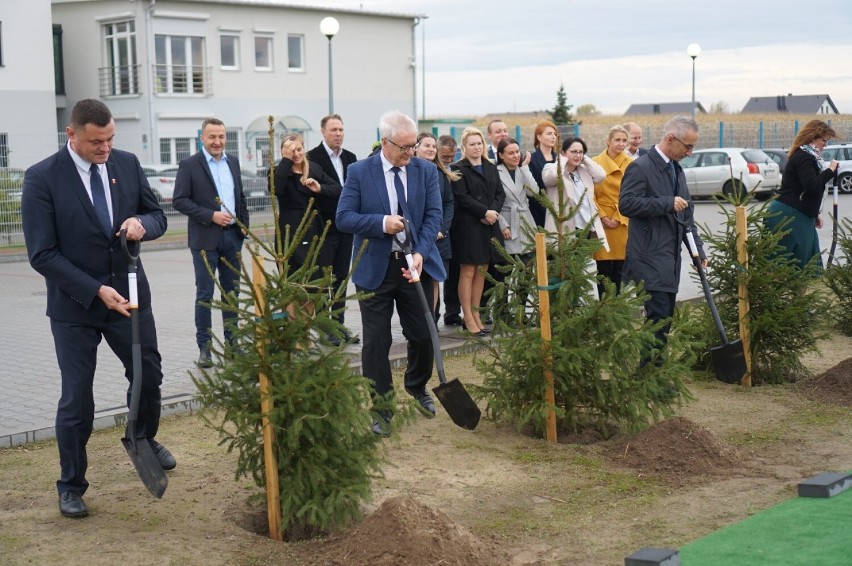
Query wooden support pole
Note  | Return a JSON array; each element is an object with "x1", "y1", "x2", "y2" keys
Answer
[
  {"x1": 252, "y1": 256, "x2": 283, "y2": 540},
  {"x1": 735, "y1": 206, "x2": 752, "y2": 387},
  {"x1": 534, "y1": 232, "x2": 558, "y2": 442}
]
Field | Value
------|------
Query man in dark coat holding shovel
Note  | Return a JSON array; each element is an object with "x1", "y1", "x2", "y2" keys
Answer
[
  {"x1": 619, "y1": 115, "x2": 706, "y2": 352},
  {"x1": 22, "y1": 99, "x2": 172, "y2": 518}
]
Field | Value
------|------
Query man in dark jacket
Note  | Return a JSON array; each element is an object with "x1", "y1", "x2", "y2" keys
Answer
[
  {"x1": 619, "y1": 115, "x2": 706, "y2": 349},
  {"x1": 306, "y1": 114, "x2": 358, "y2": 344}
]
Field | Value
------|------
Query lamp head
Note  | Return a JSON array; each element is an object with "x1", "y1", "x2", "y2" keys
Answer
[
  {"x1": 320, "y1": 16, "x2": 340, "y2": 39},
  {"x1": 687, "y1": 43, "x2": 701, "y2": 60}
]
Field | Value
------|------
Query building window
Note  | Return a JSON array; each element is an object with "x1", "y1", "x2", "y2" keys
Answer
[
  {"x1": 159, "y1": 137, "x2": 196, "y2": 164},
  {"x1": 287, "y1": 34, "x2": 303, "y2": 71},
  {"x1": 53, "y1": 24, "x2": 65, "y2": 95},
  {"x1": 155, "y1": 34, "x2": 207, "y2": 94},
  {"x1": 225, "y1": 130, "x2": 239, "y2": 156},
  {"x1": 103, "y1": 21, "x2": 138, "y2": 95},
  {"x1": 220, "y1": 34, "x2": 239, "y2": 70},
  {"x1": 254, "y1": 35, "x2": 273, "y2": 71}
]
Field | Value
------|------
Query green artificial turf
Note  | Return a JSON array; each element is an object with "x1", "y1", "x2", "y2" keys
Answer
[{"x1": 679, "y1": 486, "x2": 852, "y2": 565}]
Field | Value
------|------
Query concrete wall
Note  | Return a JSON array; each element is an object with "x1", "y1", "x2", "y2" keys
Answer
[{"x1": 0, "y1": 0, "x2": 60, "y2": 167}]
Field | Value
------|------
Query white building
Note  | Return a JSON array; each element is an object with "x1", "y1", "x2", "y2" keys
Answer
[
  {"x1": 5, "y1": 0, "x2": 422, "y2": 170},
  {"x1": 0, "y1": 0, "x2": 59, "y2": 169}
]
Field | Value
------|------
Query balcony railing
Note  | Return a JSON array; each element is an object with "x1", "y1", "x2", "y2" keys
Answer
[
  {"x1": 99, "y1": 64, "x2": 142, "y2": 97},
  {"x1": 153, "y1": 64, "x2": 211, "y2": 96}
]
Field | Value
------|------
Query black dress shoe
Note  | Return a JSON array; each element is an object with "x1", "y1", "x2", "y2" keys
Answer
[
  {"x1": 342, "y1": 329, "x2": 360, "y2": 344},
  {"x1": 149, "y1": 440, "x2": 177, "y2": 470},
  {"x1": 197, "y1": 349, "x2": 213, "y2": 369},
  {"x1": 370, "y1": 411, "x2": 391, "y2": 436},
  {"x1": 325, "y1": 333, "x2": 342, "y2": 347},
  {"x1": 444, "y1": 315, "x2": 463, "y2": 326},
  {"x1": 405, "y1": 388, "x2": 436, "y2": 418},
  {"x1": 59, "y1": 491, "x2": 88, "y2": 518}
]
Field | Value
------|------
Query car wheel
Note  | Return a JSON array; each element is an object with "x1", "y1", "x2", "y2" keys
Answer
[
  {"x1": 722, "y1": 180, "x2": 746, "y2": 200},
  {"x1": 839, "y1": 172, "x2": 852, "y2": 195}
]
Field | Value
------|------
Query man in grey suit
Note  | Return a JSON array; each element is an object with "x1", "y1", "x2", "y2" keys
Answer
[
  {"x1": 22, "y1": 99, "x2": 171, "y2": 518},
  {"x1": 173, "y1": 118, "x2": 249, "y2": 367},
  {"x1": 619, "y1": 116, "x2": 706, "y2": 351}
]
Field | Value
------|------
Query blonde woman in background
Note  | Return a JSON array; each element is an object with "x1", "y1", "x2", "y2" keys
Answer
[
  {"x1": 450, "y1": 127, "x2": 505, "y2": 336},
  {"x1": 591, "y1": 125, "x2": 631, "y2": 296},
  {"x1": 274, "y1": 133, "x2": 341, "y2": 272}
]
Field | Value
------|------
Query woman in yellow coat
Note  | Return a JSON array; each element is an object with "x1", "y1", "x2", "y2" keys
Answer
[{"x1": 592, "y1": 125, "x2": 632, "y2": 296}]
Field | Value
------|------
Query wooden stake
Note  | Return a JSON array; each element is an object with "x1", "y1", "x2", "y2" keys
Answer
[
  {"x1": 534, "y1": 232, "x2": 558, "y2": 442},
  {"x1": 735, "y1": 206, "x2": 752, "y2": 387},
  {"x1": 252, "y1": 256, "x2": 283, "y2": 541}
]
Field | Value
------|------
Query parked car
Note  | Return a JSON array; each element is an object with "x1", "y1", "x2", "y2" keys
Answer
[
  {"x1": 241, "y1": 169, "x2": 270, "y2": 211},
  {"x1": 142, "y1": 165, "x2": 179, "y2": 213},
  {"x1": 679, "y1": 148, "x2": 781, "y2": 201},
  {"x1": 761, "y1": 148, "x2": 789, "y2": 176},
  {"x1": 819, "y1": 143, "x2": 852, "y2": 194},
  {"x1": 0, "y1": 167, "x2": 27, "y2": 201}
]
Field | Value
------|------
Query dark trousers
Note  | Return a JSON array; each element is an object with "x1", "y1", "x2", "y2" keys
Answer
[
  {"x1": 51, "y1": 308, "x2": 163, "y2": 495},
  {"x1": 596, "y1": 259, "x2": 624, "y2": 297},
  {"x1": 190, "y1": 227, "x2": 243, "y2": 350},
  {"x1": 443, "y1": 258, "x2": 461, "y2": 320},
  {"x1": 645, "y1": 290, "x2": 677, "y2": 348},
  {"x1": 357, "y1": 256, "x2": 435, "y2": 400},
  {"x1": 325, "y1": 225, "x2": 354, "y2": 324}
]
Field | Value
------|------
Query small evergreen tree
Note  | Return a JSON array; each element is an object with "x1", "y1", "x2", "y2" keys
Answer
[
  {"x1": 549, "y1": 83, "x2": 574, "y2": 126},
  {"x1": 192, "y1": 117, "x2": 386, "y2": 539},
  {"x1": 824, "y1": 217, "x2": 852, "y2": 336},
  {"x1": 698, "y1": 194, "x2": 830, "y2": 384},
  {"x1": 475, "y1": 155, "x2": 693, "y2": 437}
]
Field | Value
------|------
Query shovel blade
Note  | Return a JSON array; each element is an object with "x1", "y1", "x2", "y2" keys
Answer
[
  {"x1": 433, "y1": 379, "x2": 481, "y2": 430},
  {"x1": 710, "y1": 340, "x2": 747, "y2": 384},
  {"x1": 122, "y1": 437, "x2": 168, "y2": 498}
]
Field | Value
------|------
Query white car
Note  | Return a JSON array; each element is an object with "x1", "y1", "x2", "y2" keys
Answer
[
  {"x1": 680, "y1": 148, "x2": 781, "y2": 200},
  {"x1": 142, "y1": 165, "x2": 179, "y2": 212},
  {"x1": 820, "y1": 144, "x2": 852, "y2": 194}
]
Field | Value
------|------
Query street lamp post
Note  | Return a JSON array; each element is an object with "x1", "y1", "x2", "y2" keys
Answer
[
  {"x1": 687, "y1": 43, "x2": 701, "y2": 120},
  {"x1": 319, "y1": 16, "x2": 340, "y2": 115}
]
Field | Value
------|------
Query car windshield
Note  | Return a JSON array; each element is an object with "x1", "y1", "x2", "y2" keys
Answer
[{"x1": 741, "y1": 149, "x2": 771, "y2": 163}]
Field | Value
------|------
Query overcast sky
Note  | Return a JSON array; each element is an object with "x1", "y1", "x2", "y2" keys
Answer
[{"x1": 287, "y1": 0, "x2": 852, "y2": 116}]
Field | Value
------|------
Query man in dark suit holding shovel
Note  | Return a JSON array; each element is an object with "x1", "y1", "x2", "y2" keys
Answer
[
  {"x1": 22, "y1": 99, "x2": 171, "y2": 518},
  {"x1": 620, "y1": 115, "x2": 706, "y2": 351}
]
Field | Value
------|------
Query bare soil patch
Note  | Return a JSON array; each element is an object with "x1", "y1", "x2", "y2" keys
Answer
[
  {"x1": 2, "y1": 332, "x2": 852, "y2": 565},
  {"x1": 608, "y1": 416, "x2": 746, "y2": 487},
  {"x1": 799, "y1": 356, "x2": 852, "y2": 406}
]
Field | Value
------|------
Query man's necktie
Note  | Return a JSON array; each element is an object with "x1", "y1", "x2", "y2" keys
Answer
[
  {"x1": 89, "y1": 163, "x2": 112, "y2": 237},
  {"x1": 667, "y1": 160, "x2": 678, "y2": 195},
  {"x1": 391, "y1": 166, "x2": 411, "y2": 220}
]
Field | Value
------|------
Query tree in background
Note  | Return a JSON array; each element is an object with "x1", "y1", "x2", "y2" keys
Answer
[
  {"x1": 709, "y1": 101, "x2": 730, "y2": 114},
  {"x1": 549, "y1": 83, "x2": 575, "y2": 125}
]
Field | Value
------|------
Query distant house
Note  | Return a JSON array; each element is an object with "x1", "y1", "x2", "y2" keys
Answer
[
  {"x1": 741, "y1": 94, "x2": 839, "y2": 115},
  {"x1": 624, "y1": 102, "x2": 706, "y2": 116}
]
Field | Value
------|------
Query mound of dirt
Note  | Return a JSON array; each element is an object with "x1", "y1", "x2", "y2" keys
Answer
[
  {"x1": 800, "y1": 357, "x2": 852, "y2": 406},
  {"x1": 609, "y1": 416, "x2": 742, "y2": 486},
  {"x1": 316, "y1": 496, "x2": 505, "y2": 566}
]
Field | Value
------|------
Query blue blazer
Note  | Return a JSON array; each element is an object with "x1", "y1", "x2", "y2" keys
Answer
[
  {"x1": 336, "y1": 153, "x2": 446, "y2": 290},
  {"x1": 22, "y1": 146, "x2": 167, "y2": 324},
  {"x1": 173, "y1": 151, "x2": 249, "y2": 250}
]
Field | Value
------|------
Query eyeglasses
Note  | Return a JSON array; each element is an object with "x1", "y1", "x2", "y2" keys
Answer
[
  {"x1": 567, "y1": 150, "x2": 584, "y2": 155},
  {"x1": 385, "y1": 138, "x2": 419, "y2": 153},
  {"x1": 671, "y1": 135, "x2": 695, "y2": 151}
]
